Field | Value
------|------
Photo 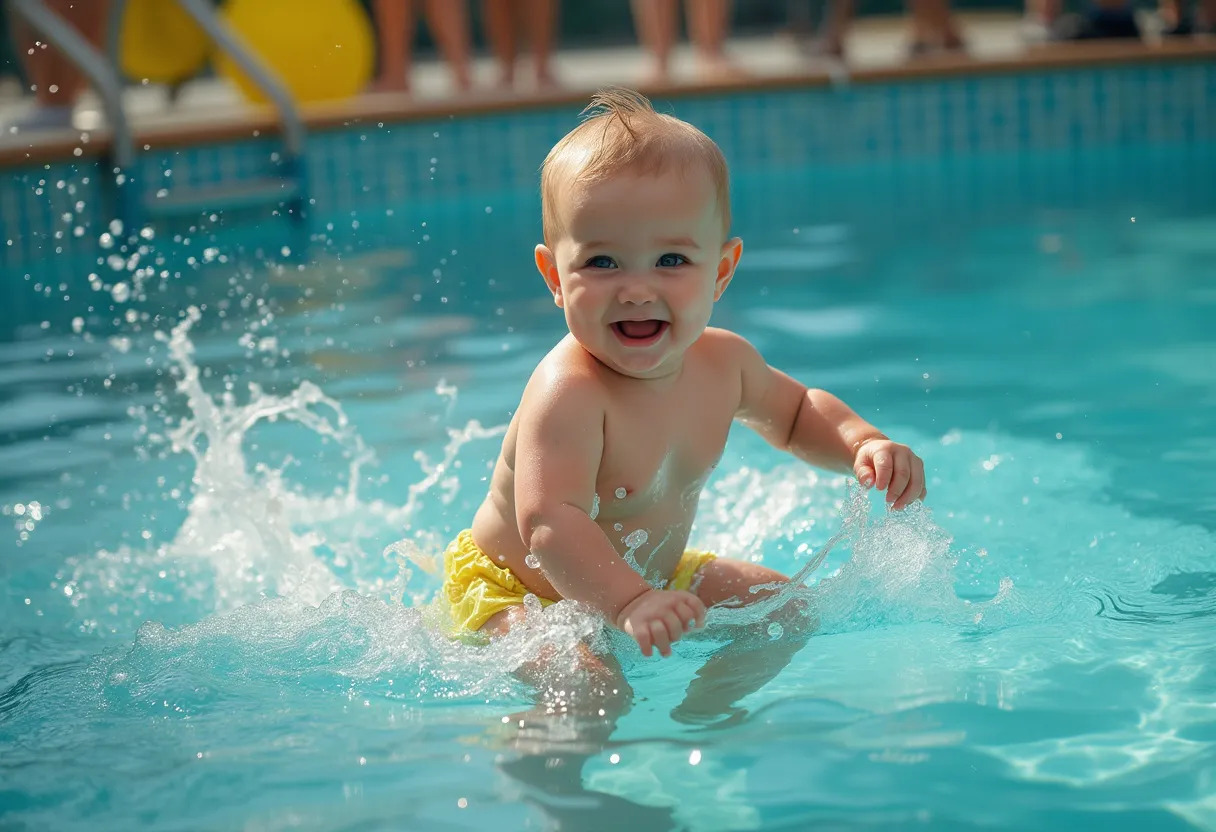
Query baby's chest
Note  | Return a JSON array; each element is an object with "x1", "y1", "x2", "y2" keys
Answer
[{"x1": 595, "y1": 403, "x2": 732, "y2": 507}]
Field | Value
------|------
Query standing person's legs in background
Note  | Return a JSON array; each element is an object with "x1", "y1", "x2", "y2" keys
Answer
[
  {"x1": 371, "y1": 0, "x2": 472, "y2": 94},
  {"x1": 482, "y1": 0, "x2": 558, "y2": 90},
  {"x1": 482, "y1": 0, "x2": 519, "y2": 87},
  {"x1": 685, "y1": 0, "x2": 745, "y2": 79},
  {"x1": 371, "y1": 0, "x2": 414, "y2": 91},
  {"x1": 630, "y1": 0, "x2": 742, "y2": 85},
  {"x1": 908, "y1": 0, "x2": 964, "y2": 52},
  {"x1": 816, "y1": 0, "x2": 856, "y2": 57},
  {"x1": 1159, "y1": 0, "x2": 1215, "y2": 33},
  {"x1": 422, "y1": 0, "x2": 473, "y2": 92},
  {"x1": 526, "y1": 0, "x2": 559, "y2": 89},
  {"x1": 8, "y1": 0, "x2": 110, "y2": 131},
  {"x1": 1023, "y1": 0, "x2": 1064, "y2": 40},
  {"x1": 630, "y1": 0, "x2": 679, "y2": 83}
]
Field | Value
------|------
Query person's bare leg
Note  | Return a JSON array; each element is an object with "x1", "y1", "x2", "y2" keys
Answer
[
  {"x1": 10, "y1": 0, "x2": 109, "y2": 126},
  {"x1": 672, "y1": 559, "x2": 816, "y2": 724},
  {"x1": 482, "y1": 0, "x2": 517, "y2": 87},
  {"x1": 630, "y1": 0, "x2": 679, "y2": 84},
  {"x1": 372, "y1": 0, "x2": 414, "y2": 92},
  {"x1": 423, "y1": 0, "x2": 473, "y2": 92},
  {"x1": 687, "y1": 0, "x2": 747, "y2": 79},
  {"x1": 1197, "y1": 0, "x2": 1216, "y2": 28},
  {"x1": 817, "y1": 0, "x2": 855, "y2": 57},
  {"x1": 480, "y1": 607, "x2": 677, "y2": 828},
  {"x1": 526, "y1": 0, "x2": 559, "y2": 89},
  {"x1": 909, "y1": 0, "x2": 964, "y2": 52},
  {"x1": 1027, "y1": 0, "x2": 1063, "y2": 26}
]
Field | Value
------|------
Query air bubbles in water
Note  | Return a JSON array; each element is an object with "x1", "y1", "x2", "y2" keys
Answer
[
  {"x1": 615, "y1": 487, "x2": 627, "y2": 499},
  {"x1": 524, "y1": 553, "x2": 540, "y2": 569},
  {"x1": 589, "y1": 493, "x2": 600, "y2": 520},
  {"x1": 767, "y1": 622, "x2": 783, "y2": 640},
  {"x1": 523, "y1": 593, "x2": 542, "y2": 614}
]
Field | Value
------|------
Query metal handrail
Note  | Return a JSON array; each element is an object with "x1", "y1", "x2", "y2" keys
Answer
[
  {"x1": 173, "y1": 0, "x2": 306, "y2": 160},
  {"x1": 10, "y1": 0, "x2": 134, "y2": 170}
]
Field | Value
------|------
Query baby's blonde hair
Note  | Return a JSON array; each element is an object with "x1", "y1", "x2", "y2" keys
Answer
[{"x1": 540, "y1": 88, "x2": 730, "y2": 246}]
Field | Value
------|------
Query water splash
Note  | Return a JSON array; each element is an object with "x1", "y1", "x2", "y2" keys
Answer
[
  {"x1": 57, "y1": 307, "x2": 504, "y2": 628},
  {"x1": 696, "y1": 481, "x2": 1015, "y2": 635}
]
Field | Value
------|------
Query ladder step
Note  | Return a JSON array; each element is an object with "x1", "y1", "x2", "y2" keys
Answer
[{"x1": 145, "y1": 177, "x2": 301, "y2": 218}]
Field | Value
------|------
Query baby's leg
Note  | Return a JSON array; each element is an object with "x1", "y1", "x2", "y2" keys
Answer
[
  {"x1": 481, "y1": 605, "x2": 630, "y2": 717},
  {"x1": 481, "y1": 607, "x2": 676, "y2": 827},
  {"x1": 673, "y1": 557, "x2": 815, "y2": 724}
]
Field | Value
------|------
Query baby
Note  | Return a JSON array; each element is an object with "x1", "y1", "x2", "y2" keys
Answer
[{"x1": 443, "y1": 89, "x2": 925, "y2": 659}]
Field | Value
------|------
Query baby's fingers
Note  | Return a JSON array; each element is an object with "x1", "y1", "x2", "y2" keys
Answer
[
  {"x1": 648, "y1": 620, "x2": 674, "y2": 657},
  {"x1": 678, "y1": 597, "x2": 707, "y2": 629},
  {"x1": 870, "y1": 448, "x2": 894, "y2": 491},
  {"x1": 630, "y1": 621, "x2": 654, "y2": 657},
  {"x1": 893, "y1": 457, "x2": 926, "y2": 510},
  {"x1": 855, "y1": 459, "x2": 876, "y2": 488},
  {"x1": 886, "y1": 453, "x2": 911, "y2": 506}
]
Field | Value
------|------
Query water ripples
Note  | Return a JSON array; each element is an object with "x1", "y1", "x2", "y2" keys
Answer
[{"x1": 1091, "y1": 572, "x2": 1216, "y2": 625}]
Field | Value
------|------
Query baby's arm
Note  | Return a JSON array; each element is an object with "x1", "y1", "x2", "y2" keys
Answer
[
  {"x1": 513, "y1": 373, "x2": 706, "y2": 656},
  {"x1": 726, "y1": 332, "x2": 926, "y2": 509}
]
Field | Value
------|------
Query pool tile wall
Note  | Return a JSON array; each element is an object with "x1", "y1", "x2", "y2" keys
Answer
[{"x1": 3, "y1": 60, "x2": 1213, "y2": 287}]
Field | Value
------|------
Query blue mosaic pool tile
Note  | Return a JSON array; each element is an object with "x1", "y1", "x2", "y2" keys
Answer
[{"x1": 4, "y1": 59, "x2": 1215, "y2": 280}]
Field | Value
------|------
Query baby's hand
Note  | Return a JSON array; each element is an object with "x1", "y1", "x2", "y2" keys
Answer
[
  {"x1": 854, "y1": 438, "x2": 926, "y2": 510},
  {"x1": 615, "y1": 589, "x2": 707, "y2": 658}
]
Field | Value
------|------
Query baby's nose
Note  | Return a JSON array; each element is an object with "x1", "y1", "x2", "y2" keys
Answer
[{"x1": 618, "y1": 277, "x2": 656, "y2": 304}]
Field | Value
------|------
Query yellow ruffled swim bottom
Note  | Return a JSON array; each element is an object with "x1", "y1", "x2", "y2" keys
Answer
[{"x1": 441, "y1": 529, "x2": 717, "y2": 632}]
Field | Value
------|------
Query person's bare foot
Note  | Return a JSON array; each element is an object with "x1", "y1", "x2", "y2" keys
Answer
[
  {"x1": 368, "y1": 74, "x2": 410, "y2": 95},
  {"x1": 637, "y1": 62, "x2": 673, "y2": 89},
  {"x1": 812, "y1": 34, "x2": 846, "y2": 58},
  {"x1": 696, "y1": 54, "x2": 749, "y2": 83},
  {"x1": 535, "y1": 66, "x2": 561, "y2": 92}
]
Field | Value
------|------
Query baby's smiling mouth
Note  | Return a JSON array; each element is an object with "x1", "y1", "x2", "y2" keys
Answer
[{"x1": 612, "y1": 319, "x2": 668, "y2": 344}]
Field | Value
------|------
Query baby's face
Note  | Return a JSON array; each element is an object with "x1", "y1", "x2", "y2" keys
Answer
[{"x1": 538, "y1": 165, "x2": 739, "y2": 380}]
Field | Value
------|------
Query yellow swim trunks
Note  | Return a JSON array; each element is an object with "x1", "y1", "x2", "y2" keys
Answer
[{"x1": 441, "y1": 529, "x2": 717, "y2": 633}]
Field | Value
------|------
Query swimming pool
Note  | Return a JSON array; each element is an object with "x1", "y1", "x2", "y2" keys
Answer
[{"x1": 3, "y1": 67, "x2": 1216, "y2": 830}]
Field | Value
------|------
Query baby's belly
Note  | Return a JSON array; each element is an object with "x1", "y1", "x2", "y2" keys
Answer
[
  {"x1": 597, "y1": 504, "x2": 695, "y2": 588},
  {"x1": 470, "y1": 497, "x2": 697, "y2": 598}
]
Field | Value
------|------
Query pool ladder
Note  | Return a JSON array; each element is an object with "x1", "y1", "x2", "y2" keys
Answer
[{"x1": 10, "y1": 0, "x2": 309, "y2": 231}]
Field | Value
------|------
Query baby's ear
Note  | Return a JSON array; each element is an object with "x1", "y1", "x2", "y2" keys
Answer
[
  {"x1": 714, "y1": 237, "x2": 743, "y2": 301},
  {"x1": 535, "y1": 244, "x2": 564, "y2": 308}
]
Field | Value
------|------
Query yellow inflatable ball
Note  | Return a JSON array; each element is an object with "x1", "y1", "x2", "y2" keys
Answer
[
  {"x1": 216, "y1": 0, "x2": 374, "y2": 105},
  {"x1": 119, "y1": 0, "x2": 210, "y2": 85}
]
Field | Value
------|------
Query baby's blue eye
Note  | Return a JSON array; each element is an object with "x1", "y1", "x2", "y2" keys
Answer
[
  {"x1": 657, "y1": 253, "x2": 688, "y2": 268},
  {"x1": 586, "y1": 256, "x2": 617, "y2": 269}
]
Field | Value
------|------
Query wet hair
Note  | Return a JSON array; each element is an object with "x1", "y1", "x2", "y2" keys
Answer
[{"x1": 540, "y1": 88, "x2": 731, "y2": 246}]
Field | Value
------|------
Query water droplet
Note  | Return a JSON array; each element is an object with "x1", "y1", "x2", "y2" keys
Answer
[
  {"x1": 613, "y1": 523, "x2": 623, "y2": 531},
  {"x1": 689, "y1": 749, "x2": 702, "y2": 765},
  {"x1": 589, "y1": 493, "x2": 600, "y2": 520},
  {"x1": 110, "y1": 282, "x2": 130, "y2": 303},
  {"x1": 623, "y1": 529, "x2": 648, "y2": 549},
  {"x1": 614, "y1": 487, "x2": 627, "y2": 499},
  {"x1": 524, "y1": 553, "x2": 540, "y2": 569},
  {"x1": 767, "y1": 622, "x2": 784, "y2": 640},
  {"x1": 523, "y1": 593, "x2": 541, "y2": 614}
]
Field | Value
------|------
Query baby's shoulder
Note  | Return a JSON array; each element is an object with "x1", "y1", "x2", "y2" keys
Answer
[
  {"x1": 520, "y1": 338, "x2": 609, "y2": 411},
  {"x1": 694, "y1": 326, "x2": 760, "y2": 366}
]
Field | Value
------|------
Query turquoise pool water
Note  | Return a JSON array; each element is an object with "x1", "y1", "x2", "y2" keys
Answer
[{"x1": 2, "y1": 143, "x2": 1215, "y2": 830}]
